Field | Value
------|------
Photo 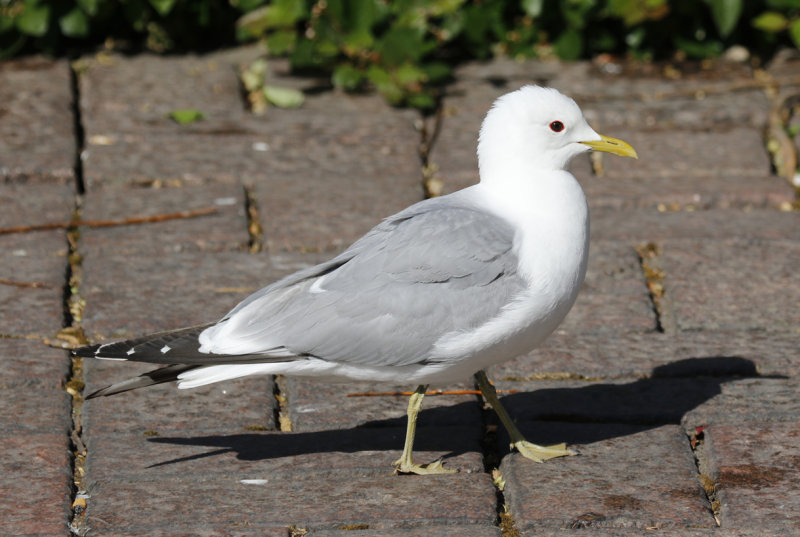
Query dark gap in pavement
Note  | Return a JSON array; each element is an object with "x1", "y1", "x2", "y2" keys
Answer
[
  {"x1": 66, "y1": 62, "x2": 89, "y2": 535},
  {"x1": 474, "y1": 373, "x2": 522, "y2": 537},
  {"x1": 417, "y1": 102, "x2": 445, "y2": 198},
  {"x1": 686, "y1": 427, "x2": 722, "y2": 527},
  {"x1": 243, "y1": 183, "x2": 264, "y2": 253},
  {"x1": 63, "y1": 203, "x2": 89, "y2": 536},
  {"x1": 634, "y1": 241, "x2": 666, "y2": 333},
  {"x1": 69, "y1": 64, "x2": 86, "y2": 196}
]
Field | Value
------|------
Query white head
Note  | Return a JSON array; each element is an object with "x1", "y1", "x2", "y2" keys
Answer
[{"x1": 477, "y1": 85, "x2": 636, "y2": 181}]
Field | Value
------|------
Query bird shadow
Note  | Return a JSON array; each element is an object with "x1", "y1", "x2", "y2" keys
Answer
[{"x1": 147, "y1": 356, "x2": 768, "y2": 468}]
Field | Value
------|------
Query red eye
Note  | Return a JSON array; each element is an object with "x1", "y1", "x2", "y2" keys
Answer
[{"x1": 549, "y1": 121, "x2": 565, "y2": 132}]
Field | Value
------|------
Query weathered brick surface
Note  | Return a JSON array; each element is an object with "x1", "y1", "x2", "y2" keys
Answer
[
  {"x1": 0, "y1": 57, "x2": 76, "y2": 184},
  {"x1": 492, "y1": 330, "x2": 797, "y2": 381},
  {"x1": 591, "y1": 208, "x2": 800, "y2": 241},
  {"x1": 707, "y1": 423, "x2": 800, "y2": 532},
  {"x1": 308, "y1": 527, "x2": 501, "y2": 537},
  {"x1": 490, "y1": 377, "x2": 732, "y2": 426},
  {"x1": 0, "y1": 433, "x2": 73, "y2": 536},
  {"x1": 682, "y1": 377, "x2": 800, "y2": 430},
  {"x1": 0, "y1": 232, "x2": 68, "y2": 337},
  {"x1": 80, "y1": 182, "x2": 250, "y2": 253},
  {"x1": 501, "y1": 424, "x2": 714, "y2": 530},
  {"x1": 559, "y1": 240, "x2": 655, "y2": 335},
  {"x1": 86, "y1": 472, "x2": 497, "y2": 533},
  {"x1": 662, "y1": 238, "x2": 800, "y2": 332}
]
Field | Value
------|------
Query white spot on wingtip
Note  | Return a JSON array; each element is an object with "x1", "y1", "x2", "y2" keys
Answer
[
  {"x1": 240, "y1": 479, "x2": 268, "y2": 485},
  {"x1": 309, "y1": 275, "x2": 326, "y2": 294},
  {"x1": 160, "y1": 345, "x2": 171, "y2": 354},
  {"x1": 126, "y1": 348, "x2": 135, "y2": 355}
]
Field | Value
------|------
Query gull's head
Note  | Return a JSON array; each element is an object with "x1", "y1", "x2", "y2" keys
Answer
[{"x1": 478, "y1": 85, "x2": 636, "y2": 179}]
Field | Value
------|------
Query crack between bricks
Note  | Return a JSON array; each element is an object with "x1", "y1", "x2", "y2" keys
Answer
[
  {"x1": 243, "y1": 183, "x2": 264, "y2": 253},
  {"x1": 474, "y1": 374, "x2": 522, "y2": 537},
  {"x1": 70, "y1": 62, "x2": 86, "y2": 195},
  {"x1": 417, "y1": 102, "x2": 445, "y2": 198},
  {"x1": 686, "y1": 427, "x2": 722, "y2": 527},
  {"x1": 63, "y1": 204, "x2": 89, "y2": 536},
  {"x1": 634, "y1": 242, "x2": 666, "y2": 334},
  {"x1": 66, "y1": 63, "x2": 89, "y2": 536}
]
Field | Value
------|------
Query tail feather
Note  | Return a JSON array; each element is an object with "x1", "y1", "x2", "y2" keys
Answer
[
  {"x1": 75, "y1": 323, "x2": 300, "y2": 397},
  {"x1": 72, "y1": 323, "x2": 284, "y2": 365},
  {"x1": 86, "y1": 364, "x2": 199, "y2": 398}
]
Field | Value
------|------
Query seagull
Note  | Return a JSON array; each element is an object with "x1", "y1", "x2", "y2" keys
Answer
[{"x1": 74, "y1": 85, "x2": 637, "y2": 475}]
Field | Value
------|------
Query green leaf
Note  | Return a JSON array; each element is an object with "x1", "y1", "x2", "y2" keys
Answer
[
  {"x1": 59, "y1": 7, "x2": 89, "y2": 38},
  {"x1": 421, "y1": 62, "x2": 451, "y2": 84},
  {"x1": 705, "y1": 0, "x2": 742, "y2": 38},
  {"x1": 407, "y1": 91, "x2": 436, "y2": 110},
  {"x1": 168, "y1": 109, "x2": 205, "y2": 124},
  {"x1": 263, "y1": 85, "x2": 304, "y2": 108},
  {"x1": 554, "y1": 29, "x2": 582, "y2": 60},
  {"x1": 76, "y1": 0, "x2": 101, "y2": 17},
  {"x1": 522, "y1": 0, "x2": 544, "y2": 17},
  {"x1": 332, "y1": 64, "x2": 365, "y2": 91},
  {"x1": 394, "y1": 63, "x2": 425, "y2": 86},
  {"x1": 674, "y1": 36, "x2": 723, "y2": 58},
  {"x1": 789, "y1": 18, "x2": 800, "y2": 48},
  {"x1": 265, "y1": 29, "x2": 296, "y2": 54},
  {"x1": 366, "y1": 65, "x2": 403, "y2": 104},
  {"x1": 149, "y1": 0, "x2": 177, "y2": 17},
  {"x1": 752, "y1": 11, "x2": 789, "y2": 33},
  {"x1": 766, "y1": 0, "x2": 800, "y2": 9},
  {"x1": 16, "y1": 3, "x2": 50, "y2": 37}
]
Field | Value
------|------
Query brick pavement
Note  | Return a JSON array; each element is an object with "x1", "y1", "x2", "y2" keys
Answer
[{"x1": 1, "y1": 48, "x2": 798, "y2": 536}]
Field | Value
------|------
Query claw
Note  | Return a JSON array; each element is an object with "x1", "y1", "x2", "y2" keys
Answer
[
  {"x1": 512, "y1": 440, "x2": 575, "y2": 463},
  {"x1": 394, "y1": 458, "x2": 458, "y2": 475}
]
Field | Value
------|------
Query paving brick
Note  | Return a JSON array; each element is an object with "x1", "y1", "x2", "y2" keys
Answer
[
  {"x1": 683, "y1": 377, "x2": 800, "y2": 430},
  {"x1": 85, "y1": 472, "x2": 497, "y2": 532},
  {"x1": 0, "y1": 231, "x2": 68, "y2": 337},
  {"x1": 83, "y1": 369, "x2": 275, "y2": 434},
  {"x1": 0, "y1": 183, "x2": 75, "y2": 228},
  {"x1": 79, "y1": 51, "x2": 253, "y2": 136},
  {"x1": 490, "y1": 377, "x2": 732, "y2": 427},
  {"x1": 591, "y1": 208, "x2": 800, "y2": 242},
  {"x1": 489, "y1": 329, "x2": 789, "y2": 381},
  {"x1": 250, "y1": 91, "x2": 423, "y2": 252},
  {"x1": 80, "y1": 249, "x2": 285, "y2": 337},
  {"x1": 308, "y1": 527, "x2": 501, "y2": 537},
  {"x1": 501, "y1": 424, "x2": 714, "y2": 531},
  {"x1": 287, "y1": 378, "x2": 482, "y2": 432},
  {"x1": 706, "y1": 423, "x2": 800, "y2": 532},
  {"x1": 78, "y1": 53, "x2": 424, "y2": 252},
  {"x1": 81, "y1": 182, "x2": 250, "y2": 254},
  {"x1": 0, "y1": 433, "x2": 72, "y2": 536},
  {"x1": 661, "y1": 238, "x2": 800, "y2": 332},
  {"x1": 87, "y1": 424, "x2": 481, "y2": 481},
  {"x1": 94, "y1": 527, "x2": 288, "y2": 537},
  {"x1": 0, "y1": 337, "x2": 71, "y2": 384},
  {"x1": 0, "y1": 379, "x2": 72, "y2": 434},
  {"x1": 0, "y1": 57, "x2": 76, "y2": 184},
  {"x1": 558, "y1": 241, "x2": 655, "y2": 335}
]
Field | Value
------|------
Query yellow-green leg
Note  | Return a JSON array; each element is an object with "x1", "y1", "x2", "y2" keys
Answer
[
  {"x1": 475, "y1": 370, "x2": 574, "y2": 462},
  {"x1": 393, "y1": 384, "x2": 457, "y2": 475}
]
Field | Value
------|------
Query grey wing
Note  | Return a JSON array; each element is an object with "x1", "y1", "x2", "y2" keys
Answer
[{"x1": 203, "y1": 196, "x2": 526, "y2": 366}]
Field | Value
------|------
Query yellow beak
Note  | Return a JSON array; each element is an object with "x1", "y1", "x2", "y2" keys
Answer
[{"x1": 581, "y1": 135, "x2": 638, "y2": 159}]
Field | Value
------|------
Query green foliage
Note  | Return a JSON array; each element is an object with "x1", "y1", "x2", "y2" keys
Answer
[
  {"x1": 2, "y1": 0, "x2": 800, "y2": 105},
  {"x1": 0, "y1": 0, "x2": 244, "y2": 57}
]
